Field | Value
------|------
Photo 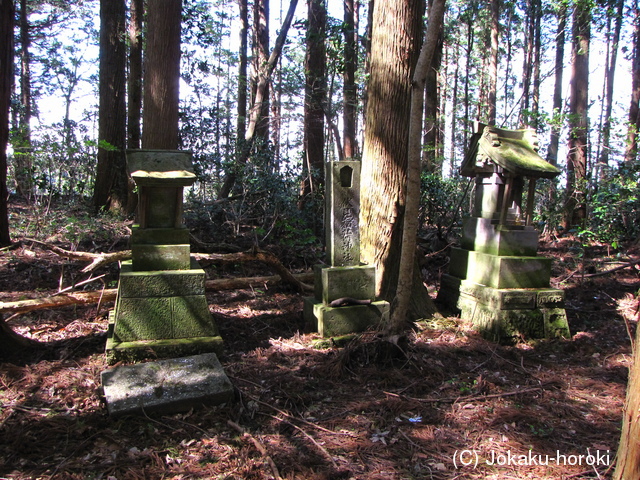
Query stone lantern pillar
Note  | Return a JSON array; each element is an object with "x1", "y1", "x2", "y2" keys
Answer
[{"x1": 105, "y1": 150, "x2": 222, "y2": 363}]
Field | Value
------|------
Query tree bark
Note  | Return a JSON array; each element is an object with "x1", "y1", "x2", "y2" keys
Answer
[
  {"x1": 546, "y1": 2, "x2": 567, "y2": 169},
  {"x1": 422, "y1": 0, "x2": 443, "y2": 174},
  {"x1": 614, "y1": 299, "x2": 640, "y2": 480},
  {"x1": 360, "y1": 0, "x2": 436, "y2": 320},
  {"x1": 564, "y1": 0, "x2": 590, "y2": 231},
  {"x1": 141, "y1": 0, "x2": 182, "y2": 150},
  {"x1": 390, "y1": 0, "x2": 445, "y2": 331},
  {"x1": 625, "y1": 1, "x2": 640, "y2": 168},
  {"x1": 94, "y1": 0, "x2": 127, "y2": 214},
  {"x1": 300, "y1": 0, "x2": 326, "y2": 202},
  {"x1": 0, "y1": 0, "x2": 13, "y2": 247},
  {"x1": 127, "y1": 0, "x2": 143, "y2": 150},
  {"x1": 343, "y1": 0, "x2": 358, "y2": 159},
  {"x1": 487, "y1": 0, "x2": 499, "y2": 125}
]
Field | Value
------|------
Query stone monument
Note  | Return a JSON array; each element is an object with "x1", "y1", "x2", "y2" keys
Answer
[
  {"x1": 437, "y1": 123, "x2": 570, "y2": 342},
  {"x1": 304, "y1": 161, "x2": 390, "y2": 336},
  {"x1": 105, "y1": 150, "x2": 223, "y2": 363}
]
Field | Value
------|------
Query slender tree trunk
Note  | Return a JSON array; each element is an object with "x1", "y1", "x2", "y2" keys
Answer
[
  {"x1": 449, "y1": 41, "x2": 459, "y2": 174},
  {"x1": 343, "y1": 0, "x2": 358, "y2": 159},
  {"x1": 301, "y1": 0, "x2": 326, "y2": 202},
  {"x1": 360, "y1": 0, "x2": 436, "y2": 320},
  {"x1": 236, "y1": 0, "x2": 248, "y2": 158},
  {"x1": 422, "y1": 32, "x2": 442, "y2": 174},
  {"x1": 0, "y1": 0, "x2": 13, "y2": 247},
  {"x1": 14, "y1": 0, "x2": 33, "y2": 199},
  {"x1": 94, "y1": 0, "x2": 127, "y2": 214},
  {"x1": 531, "y1": 0, "x2": 541, "y2": 129},
  {"x1": 487, "y1": 0, "x2": 499, "y2": 125},
  {"x1": 390, "y1": 0, "x2": 445, "y2": 331},
  {"x1": 598, "y1": 0, "x2": 624, "y2": 179},
  {"x1": 625, "y1": 0, "x2": 640, "y2": 167},
  {"x1": 463, "y1": 16, "x2": 473, "y2": 151},
  {"x1": 141, "y1": 0, "x2": 182, "y2": 150},
  {"x1": 127, "y1": 0, "x2": 143, "y2": 150},
  {"x1": 218, "y1": 0, "x2": 298, "y2": 198},
  {"x1": 564, "y1": 0, "x2": 591, "y2": 230},
  {"x1": 519, "y1": 0, "x2": 534, "y2": 127},
  {"x1": 252, "y1": 0, "x2": 270, "y2": 144},
  {"x1": 547, "y1": 2, "x2": 567, "y2": 168}
]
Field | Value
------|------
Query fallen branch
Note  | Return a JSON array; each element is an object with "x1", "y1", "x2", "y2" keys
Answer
[
  {"x1": 24, "y1": 238, "x2": 131, "y2": 273},
  {"x1": 0, "y1": 272, "x2": 313, "y2": 316},
  {"x1": 227, "y1": 420, "x2": 283, "y2": 480},
  {"x1": 582, "y1": 258, "x2": 640, "y2": 278},
  {"x1": 383, "y1": 385, "x2": 546, "y2": 404}
]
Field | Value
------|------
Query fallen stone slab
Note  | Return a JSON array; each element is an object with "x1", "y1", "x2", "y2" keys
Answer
[{"x1": 101, "y1": 352, "x2": 234, "y2": 416}]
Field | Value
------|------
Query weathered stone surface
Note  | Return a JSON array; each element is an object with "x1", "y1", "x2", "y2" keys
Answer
[
  {"x1": 461, "y1": 217, "x2": 539, "y2": 256},
  {"x1": 304, "y1": 296, "x2": 389, "y2": 337},
  {"x1": 313, "y1": 264, "x2": 376, "y2": 304},
  {"x1": 131, "y1": 225, "x2": 190, "y2": 245},
  {"x1": 326, "y1": 161, "x2": 361, "y2": 267},
  {"x1": 132, "y1": 244, "x2": 191, "y2": 271},
  {"x1": 118, "y1": 263, "x2": 206, "y2": 298},
  {"x1": 113, "y1": 295, "x2": 217, "y2": 343},
  {"x1": 127, "y1": 149, "x2": 197, "y2": 187},
  {"x1": 101, "y1": 353, "x2": 233, "y2": 416},
  {"x1": 449, "y1": 248, "x2": 552, "y2": 289}
]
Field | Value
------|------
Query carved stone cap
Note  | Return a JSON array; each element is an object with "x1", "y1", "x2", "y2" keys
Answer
[
  {"x1": 461, "y1": 122, "x2": 561, "y2": 179},
  {"x1": 127, "y1": 149, "x2": 197, "y2": 187}
]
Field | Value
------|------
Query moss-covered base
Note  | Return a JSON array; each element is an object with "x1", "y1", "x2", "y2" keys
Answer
[
  {"x1": 303, "y1": 296, "x2": 389, "y2": 337},
  {"x1": 105, "y1": 334, "x2": 224, "y2": 365}
]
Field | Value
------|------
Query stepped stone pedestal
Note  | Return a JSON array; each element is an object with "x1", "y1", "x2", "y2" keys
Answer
[
  {"x1": 304, "y1": 161, "x2": 389, "y2": 336},
  {"x1": 105, "y1": 150, "x2": 222, "y2": 364},
  {"x1": 437, "y1": 124, "x2": 570, "y2": 342}
]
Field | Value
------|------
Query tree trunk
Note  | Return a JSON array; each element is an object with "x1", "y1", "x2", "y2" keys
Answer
[
  {"x1": 423, "y1": 0, "x2": 443, "y2": 174},
  {"x1": 252, "y1": 0, "x2": 270, "y2": 144},
  {"x1": 390, "y1": 0, "x2": 445, "y2": 331},
  {"x1": 564, "y1": 0, "x2": 590, "y2": 231},
  {"x1": 546, "y1": 2, "x2": 567, "y2": 168},
  {"x1": 127, "y1": 0, "x2": 143, "y2": 150},
  {"x1": 343, "y1": 0, "x2": 358, "y2": 159},
  {"x1": 487, "y1": 0, "x2": 499, "y2": 125},
  {"x1": 14, "y1": 0, "x2": 33, "y2": 199},
  {"x1": 94, "y1": 0, "x2": 127, "y2": 214},
  {"x1": 0, "y1": 0, "x2": 13, "y2": 247},
  {"x1": 141, "y1": 0, "x2": 182, "y2": 150},
  {"x1": 625, "y1": 1, "x2": 640, "y2": 168},
  {"x1": 218, "y1": 0, "x2": 298, "y2": 199},
  {"x1": 300, "y1": 0, "x2": 326, "y2": 202},
  {"x1": 531, "y1": 0, "x2": 541, "y2": 129},
  {"x1": 519, "y1": 0, "x2": 534, "y2": 127},
  {"x1": 614, "y1": 299, "x2": 640, "y2": 480},
  {"x1": 360, "y1": 0, "x2": 436, "y2": 320}
]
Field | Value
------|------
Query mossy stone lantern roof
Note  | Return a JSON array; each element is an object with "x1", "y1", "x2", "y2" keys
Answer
[
  {"x1": 461, "y1": 123, "x2": 561, "y2": 179},
  {"x1": 127, "y1": 149, "x2": 197, "y2": 187}
]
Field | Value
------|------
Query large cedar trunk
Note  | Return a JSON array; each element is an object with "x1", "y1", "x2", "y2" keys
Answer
[
  {"x1": 343, "y1": 0, "x2": 358, "y2": 159},
  {"x1": 0, "y1": 0, "x2": 13, "y2": 247},
  {"x1": 624, "y1": 3, "x2": 640, "y2": 167},
  {"x1": 564, "y1": 0, "x2": 590, "y2": 230},
  {"x1": 300, "y1": 0, "x2": 326, "y2": 201},
  {"x1": 93, "y1": 0, "x2": 127, "y2": 214},
  {"x1": 360, "y1": 0, "x2": 435, "y2": 320},
  {"x1": 141, "y1": 0, "x2": 182, "y2": 150}
]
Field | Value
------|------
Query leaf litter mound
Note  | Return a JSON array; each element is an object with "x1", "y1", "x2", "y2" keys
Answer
[{"x1": 1, "y1": 201, "x2": 638, "y2": 479}]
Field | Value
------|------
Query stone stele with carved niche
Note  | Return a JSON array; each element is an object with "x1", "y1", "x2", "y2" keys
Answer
[
  {"x1": 436, "y1": 123, "x2": 570, "y2": 342},
  {"x1": 303, "y1": 161, "x2": 390, "y2": 336},
  {"x1": 105, "y1": 150, "x2": 223, "y2": 364}
]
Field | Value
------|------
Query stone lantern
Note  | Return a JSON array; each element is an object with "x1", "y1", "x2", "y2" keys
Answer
[
  {"x1": 105, "y1": 150, "x2": 223, "y2": 363},
  {"x1": 437, "y1": 123, "x2": 570, "y2": 342}
]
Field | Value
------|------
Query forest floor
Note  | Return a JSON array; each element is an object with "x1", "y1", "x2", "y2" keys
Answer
[{"x1": 0, "y1": 197, "x2": 639, "y2": 480}]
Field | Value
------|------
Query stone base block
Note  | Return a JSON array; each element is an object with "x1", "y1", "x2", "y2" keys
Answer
[
  {"x1": 313, "y1": 264, "x2": 376, "y2": 304},
  {"x1": 132, "y1": 244, "x2": 191, "y2": 271},
  {"x1": 304, "y1": 296, "x2": 389, "y2": 337},
  {"x1": 118, "y1": 260, "x2": 207, "y2": 298},
  {"x1": 437, "y1": 274, "x2": 569, "y2": 343},
  {"x1": 101, "y1": 352, "x2": 233, "y2": 415},
  {"x1": 131, "y1": 225, "x2": 190, "y2": 245},
  {"x1": 461, "y1": 217, "x2": 539, "y2": 256},
  {"x1": 106, "y1": 311, "x2": 223, "y2": 364},
  {"x1": 449, "y1": 248, "x2": 552, "y2": 289}
]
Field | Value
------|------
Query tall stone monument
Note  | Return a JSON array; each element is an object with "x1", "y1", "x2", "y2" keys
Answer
[
  {"x1": 105, "y1": 150, "x2": 223, "y2": 364},
  {"x1": 437, "y1": 123, "x2": 570, "y2": 342},
  {"x1": 304, "y1": 161, "x2": 390, "y2": 336}
]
